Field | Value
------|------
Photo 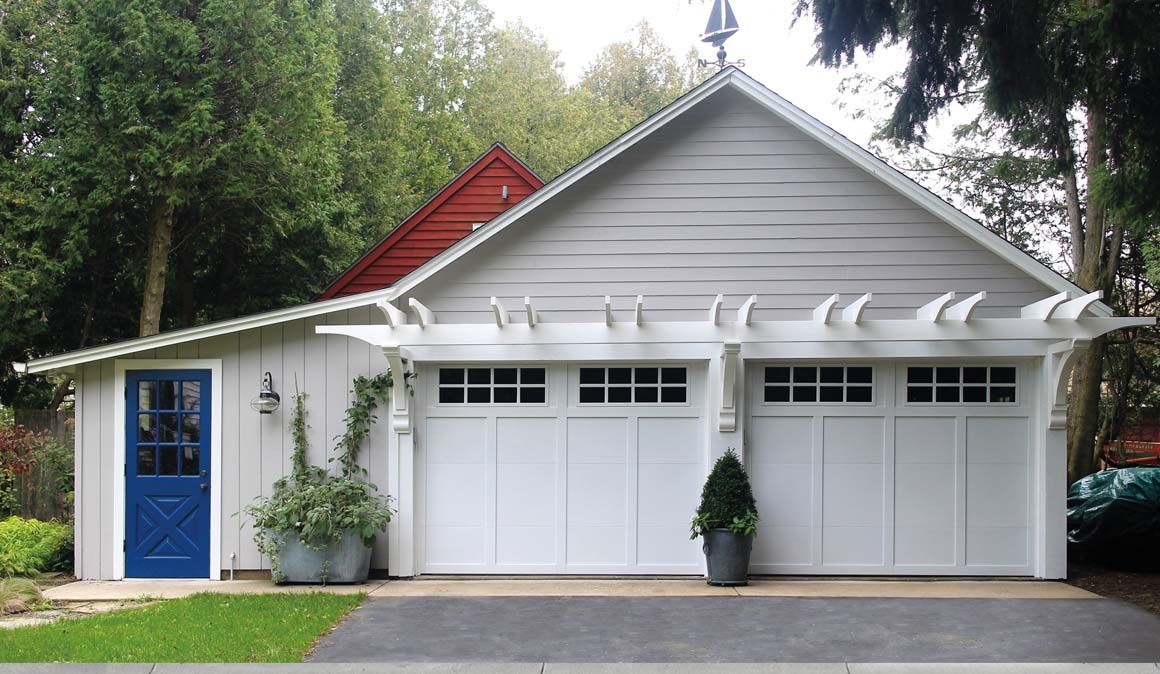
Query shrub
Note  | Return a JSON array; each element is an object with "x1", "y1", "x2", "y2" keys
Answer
[
  {"x1": 0, "y1": 423, "x2": 74, "y2": 520},
  {"x1": 690, "y1": 449, "x2": 760, "y2": 538},
  {"x1": 0, "y1": 516, "x2": 74, "y2": 577}
]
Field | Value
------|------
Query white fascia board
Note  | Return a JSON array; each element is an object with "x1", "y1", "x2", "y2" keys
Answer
[
  {"x1": 19, "y1": 287, "x2": 394, "y2": 374},
  {"x1": 382, "y1": 69, "x2": 737, "y2": 303},
  {"x1": 723, "y1": 72, "x2": 1111, "y2": 317}
]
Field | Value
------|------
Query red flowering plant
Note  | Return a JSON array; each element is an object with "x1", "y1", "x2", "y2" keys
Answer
[{"x1": 0, "y1": 425, "x2": 49, "y2": 516}]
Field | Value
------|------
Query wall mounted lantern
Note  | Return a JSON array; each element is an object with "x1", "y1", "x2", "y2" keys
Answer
[{"x1": 250, "y1": 372, "x2": 281, "y2": 414}]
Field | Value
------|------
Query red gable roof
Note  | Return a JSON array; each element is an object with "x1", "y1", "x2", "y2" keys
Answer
[{"x1": 319, "y1": 143, "x2": 544, "y2": 299}]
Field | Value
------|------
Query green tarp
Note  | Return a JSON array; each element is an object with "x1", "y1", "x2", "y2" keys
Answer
[{"x1": 1067, "y1": 468, "x2": 1160, "y2": 559}]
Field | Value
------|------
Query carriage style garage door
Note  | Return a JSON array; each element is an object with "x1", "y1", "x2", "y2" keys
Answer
[
  {"x1": 418, "y1": 363, "x2": 706, "y2": 574},
  {"x1": 746, "y1": 360, "x2": 1035, "y2": 576}
]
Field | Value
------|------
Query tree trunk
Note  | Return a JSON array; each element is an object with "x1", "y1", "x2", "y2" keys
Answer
[
  {"x1": 139, "y1": 195, "x2": 176, "y2": 337},
  {"x1": 1066, "y1": 104, "x2": 1109, "y2": 485}
]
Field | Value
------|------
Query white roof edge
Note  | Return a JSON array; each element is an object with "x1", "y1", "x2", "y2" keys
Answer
[
  {"x1": 387, "y1": 67, "x2": 1109, "y2": 317},
  {"x1": 17, "y1": 287, "x2": 395, "y2": 374}
]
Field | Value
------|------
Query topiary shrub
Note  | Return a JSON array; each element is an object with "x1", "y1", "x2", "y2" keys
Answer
[
  {"x1": 0, "y1": 516, "x2": 74, "y2": 577},
  {"x1": 690, "y1": 449, "x2": 759, "y2": 538}
]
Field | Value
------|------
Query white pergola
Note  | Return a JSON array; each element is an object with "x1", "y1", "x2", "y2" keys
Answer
[{"x1": 318, "y1": 289, "x2": 1149, "y2": 435}]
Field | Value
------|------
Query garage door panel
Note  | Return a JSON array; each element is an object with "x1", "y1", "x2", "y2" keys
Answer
[
  {"x1": 497, "y1": 417, "x2": 556, "y2": 464},
  {"x1": 754, "y1": 525, "x2": 812, "y2": 565},
  {"x1": 497, "y1": 526, "x2": 556, "y2": 565},
  {"x1": 638, "y1": 526, "x2": 700, "y2": 566},
  {"x1": 425, "y1": 463, "x2": 485, "y2": 526},
  {"x1": 823, "y1": 417, "x2": 885, "y2": 464},
  {"x1": 568, "y1": 526, "x2": 626, "y2": 565},
  {"x1": 967, "y1": 462, "x2": 1028, "y2": 528},
  {"x1": 568, "y1": 418, "x2": 627, "y2": 463},
  {"x1": 568, "y1": 463, "x2": 626, "y2": 526},
  {"x1": 823, "y1": 463, "x2": 884, "y2": 528},
  {"x1": 967, "y1": 417, "x2": 1029, "y2": 463},
  {"x1": 823, "y1": 526, "x2": 884, "y2": 566},
  {"x1": 895, "y1": 462, "x2": 955, "y2": 529},
  {"x1": 638, "y1": 417, "x2": 700, "y2": 464},
  {"x1": 896, "y1": 525, "x2": 955, "y2": 566},
  {"x1": 750, "y1": 463, "x2": 811, "y2": 527},
  {"x1": 967, "y1": 526, "x2": 1028, "y2": 566},
  {"x1": 427, "y1": 417, "x2": 486, "y2": 463},
  {"x1": 426, "y1": 526, "x2": 486, "y2": 566},
  {"x1": 638, "y1": 463, "x2": 700, "y2": 526},
  {"x1": 896, "y1": 417, "x2": 955, "y2": 463},
  {"x1": 497, "y1": 463, "x2": 555, "y2": 527},
  {"x1": 750, "y1": 417, "x2": 812, "y2": 464}
]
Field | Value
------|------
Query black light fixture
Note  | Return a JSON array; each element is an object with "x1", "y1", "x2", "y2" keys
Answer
[{"x1": 250, "y1": 372, "x2": 281, "y2": 414}]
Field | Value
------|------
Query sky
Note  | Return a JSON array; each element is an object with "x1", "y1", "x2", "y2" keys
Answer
[{"x1": 479, "y1": 0, "x2": 911, "y2": 146}]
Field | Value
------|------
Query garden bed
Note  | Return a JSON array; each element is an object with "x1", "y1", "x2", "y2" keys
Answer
[{"x1": 1067, "y1": 560, "x2": 1160, "y2": 617}]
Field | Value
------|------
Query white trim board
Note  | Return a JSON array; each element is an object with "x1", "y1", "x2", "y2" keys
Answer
[{"x1": 113, "y1": 359, "x2": 223, "y2": 581}]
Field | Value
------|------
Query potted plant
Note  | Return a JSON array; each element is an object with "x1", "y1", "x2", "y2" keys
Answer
[
  {"x1": 690, "y1": 449, "x2": 759, "y2": 586},
  {"x1": 246, "y1": 373, "x2": 402, "y2": 584}
]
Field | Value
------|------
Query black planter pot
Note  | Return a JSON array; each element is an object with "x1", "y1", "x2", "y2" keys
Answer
[{"x1": 702, "y1": 528, "x2": 753, "y2": 586}]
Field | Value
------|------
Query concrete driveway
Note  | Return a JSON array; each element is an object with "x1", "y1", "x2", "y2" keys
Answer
[{"x1": 308, "y1": 594, "x2": 1160, "y2": 663}]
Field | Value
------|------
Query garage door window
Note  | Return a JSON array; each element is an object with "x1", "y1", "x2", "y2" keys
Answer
[
  {"x1": 578, "y1": 367, "x2": 687, "y2": 404},
  {"x1": 763, "y1": 365, "x2": 874, "y2": 404},
  {"x1": 438, "y1": 367, "x2": 547, "y2": 404},
  {"x1": 906, "y1": 365, "x2": 1016, "y2": 404}
]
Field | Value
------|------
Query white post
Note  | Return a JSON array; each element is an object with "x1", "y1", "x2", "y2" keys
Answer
[
  {"x1": 1037, "y1": 340, "x2": 1088, "y2": 579},
  {"x1": 383, "y1": 346, "x2": 415, "y2": 577}
]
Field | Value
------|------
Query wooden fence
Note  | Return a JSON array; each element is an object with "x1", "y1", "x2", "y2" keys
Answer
[{"x1": 6, "y1": 410, "x2": 74, "y2": 521}]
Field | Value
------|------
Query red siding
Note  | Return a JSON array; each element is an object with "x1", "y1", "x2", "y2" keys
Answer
[{"x1": 319, "y1": 144, "x2": 543, "y2": 299}]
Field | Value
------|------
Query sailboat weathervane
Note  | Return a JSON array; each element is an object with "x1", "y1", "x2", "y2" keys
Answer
[{"x1": 698, "y1": 0, "x2": 743, "y2": 70}]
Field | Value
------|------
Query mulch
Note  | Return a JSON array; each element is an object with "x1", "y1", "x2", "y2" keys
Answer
[{"x1": 1067, "y1": 560, "x2": 1160, "y2": 617}]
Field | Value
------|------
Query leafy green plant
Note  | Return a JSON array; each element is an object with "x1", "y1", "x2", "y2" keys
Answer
[
  {"x1": 0, "y1": 517, "x2": 74, "y2": 577},
  {"x1": 245, "y1": 373, "x2": 407, "y2": 582},
  {"x1": 690, "y1": 449, "x2": 759, "y2": 539},
  {"x1": 0, "y1": 577, "x2": 44, "y2": 615}
]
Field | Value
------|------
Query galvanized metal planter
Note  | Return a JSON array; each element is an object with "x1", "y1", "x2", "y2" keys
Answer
[
  {"x1": 276, "y1": 529, "x2": 373, "y2": 584},
  {"x1": 703, "y1": 528, "x2": 753, "y2": 586}
]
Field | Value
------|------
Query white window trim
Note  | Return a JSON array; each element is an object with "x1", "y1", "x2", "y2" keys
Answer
[
  {"x1": 113, "y1": 359, "x2": 223, "y2": 581},
  {"x1": 903, "y1": 364, "x2": 1020, "y2": 406},
  {"x1": 761, "y1": 364, "x2": 876, "y2": 406},
  {"x1": 434, "y1": 365, "x2": 548, "y2": 407},
  {"x1": 576, "y1": 365, "x2": 691, "y2": 407}
]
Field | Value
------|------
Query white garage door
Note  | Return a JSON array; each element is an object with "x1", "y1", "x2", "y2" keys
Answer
[
  {"x1": 747, "y1": 361, "x2": 1034, "y2": 576},
  {"x1": 417, "y1": 363, "x2": 706, "y2": 574}
]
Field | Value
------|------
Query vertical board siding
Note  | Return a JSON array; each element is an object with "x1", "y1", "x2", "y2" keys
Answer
[
  {"x1": 402, "y1": 88, "x2": 1053, "y2": 323},
  {"x1": 77, "y1": 308, "x2": 389, "y2": 577}
]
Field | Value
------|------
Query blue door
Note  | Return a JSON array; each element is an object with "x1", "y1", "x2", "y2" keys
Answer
[{"x1": 126, "y1": 370, "x2": 211, "y2": 578}]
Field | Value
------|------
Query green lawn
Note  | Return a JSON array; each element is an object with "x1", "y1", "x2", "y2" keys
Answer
[{"x1": 0, "y1": 592, "x2": 365, "y2": 662}]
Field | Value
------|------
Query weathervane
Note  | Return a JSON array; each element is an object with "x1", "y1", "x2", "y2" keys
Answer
[{"x1": 698, "y1": 0, "x2": 743, "y2": 70}]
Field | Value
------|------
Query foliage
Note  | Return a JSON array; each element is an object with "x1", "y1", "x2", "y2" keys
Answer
[
  {"x1": 246, "y1": 377, "x2": 401, "y2": 582},
  {"x1": 690, "y1": 450, "x2": 759, "y2": 538},
  {"x1": 0, "y1": 592, "x2": 364, "y2": 662},
  {"x1": 0, "y1": 577, "x2": 44, "y2": 615},
  {"x1": 0, "y1": 517, "x2": 73, "y2": 577},
  {"x1": 0, "y1": 423, "x2": 74, "y2": 520}
]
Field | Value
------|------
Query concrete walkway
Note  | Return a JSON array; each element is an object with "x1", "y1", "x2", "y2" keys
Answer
[
  {"x1": 3, "y1": 663, "x2": 1158, "y2": 673},
  {"x1": 45, "y1": 578, "x2": 1097, "y2": 601}
]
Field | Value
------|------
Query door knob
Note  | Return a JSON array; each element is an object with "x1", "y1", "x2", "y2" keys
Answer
[{"x1": 199, "y1": 483, "x2": 208, "y2": 491}]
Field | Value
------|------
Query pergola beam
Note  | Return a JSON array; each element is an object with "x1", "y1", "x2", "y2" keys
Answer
[
  {"x1": 635, "y1": 295, "x2": 645, "y2": 326},
  {"x1": 945, "y1": 291, "x2": 987, "y2": 322},
  {"x1": 604, "y1": 296, "x2": 613, "y2": 327},
  {"x1": 738, "y1": 295, "x2": 757, "y2": 326},
  {"x1": 490, "y1": 297, "x2": 507, "y2": 328},
  {"x1": 1021, "y1": 292, "x2": 1070, "y2": 320},
  {"x1": 841, "y1": 293, "x2": 872, "y2": 324},
  {"x1": 709, "y1": 294, "x2": 724, "y2": 326},
  {"x1": 813, "y1": 294, "x2": 840, "y2": 324},
  {"x1": 376, "y1": 300, "x2": 407, "y2": 327},
  {"x1": 1054, "y1": 291, "x2": 1103, "y2": 320},
  {"x1": 408, "y1": 298, "x2": 435, "y2": 328},
  {"x1": 917, "y1": 292, "x2": 956, "y2": 322},
  {"x1": 524, "y1": 297, "x2": 536, "y2": 328}
]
